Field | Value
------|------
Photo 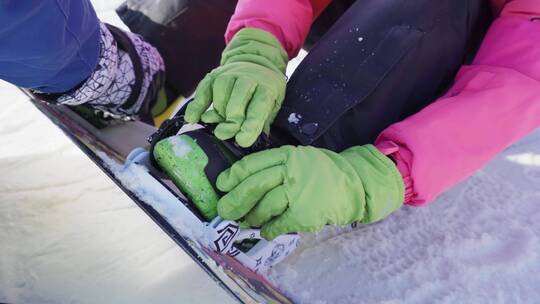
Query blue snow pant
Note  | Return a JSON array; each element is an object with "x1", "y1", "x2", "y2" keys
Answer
[{"x1": 0, "y1": 0, "x2": 100, "y2": 93}]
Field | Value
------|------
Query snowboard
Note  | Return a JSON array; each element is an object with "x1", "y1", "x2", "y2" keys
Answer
[
  {"x1": 23, "y1": 91, "x2": 294, "y2": 304},
  {"x1": 23, "y1": 1, "x2": 302, "y2": 302}
]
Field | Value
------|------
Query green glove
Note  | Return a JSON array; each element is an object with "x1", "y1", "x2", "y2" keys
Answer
[
  {"x1": 216, "y1": 145, "x2": 405, "y2": 240},
  {"x1": 185, "y1": 28, "x2": 288, "y2": 147}
]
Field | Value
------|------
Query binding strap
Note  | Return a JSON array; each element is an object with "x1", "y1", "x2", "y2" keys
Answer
[{"x1": 105, "y1": 24, "x2": 144, "y2": 112}]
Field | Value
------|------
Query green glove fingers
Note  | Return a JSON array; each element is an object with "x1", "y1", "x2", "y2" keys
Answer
[
  {"x1": 216, "y1": 145, "x2": 405, "y2": 240},
  {"x1": 213, "y1": 77, "x2": 258, "y2": 141},
  {"x1": 185, "y1": 75, "x2": 213, "y2": 123},
  {"x1": 200, "y1": 110, "x2": 224, "y2": 124},
  {"x1": 211, "y1": 75, "x2": 237, "y2": 116},
  {"x1": 187, "y1": 27, "x2": 288, "y2": 147},
  {"x1": 261, "y1": 210, "x2": 303, "y2": 241},
  {"x1": 216, "y1": 147, "x2": 287, "y2": 191},
  {"x1": 217, "y1": 166, "x2": 285, "y2": 220},
  {"x1": 244, "y1": 186, "x2": 288, "y2": 227},
  {"x1": 235, "y1": 87, "x2": 275, "y2": 147}
]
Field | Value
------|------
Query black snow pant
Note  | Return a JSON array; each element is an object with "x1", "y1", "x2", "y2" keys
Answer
[{"x1": 118, "y1": 0, "x2": 492, "y2": 152}]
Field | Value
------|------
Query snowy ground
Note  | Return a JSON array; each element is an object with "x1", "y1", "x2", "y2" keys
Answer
[
  {"x1": 2, "y1": 2, "x2": 540, "y2": 304},
  {"x1": 0, "y1": 80, "x2": 234, "y2": 304},
  {"x1": 269, "y1": 129, "x2": 540, "y2": 303}
]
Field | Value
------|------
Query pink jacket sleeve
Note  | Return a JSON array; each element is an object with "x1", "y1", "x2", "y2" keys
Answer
[
  {"x1": 375, "y1": 0, "x2": 540, "y2": 206},
  {"x1": 225, "y1": 0, "x2": 331, "y2": 58}
]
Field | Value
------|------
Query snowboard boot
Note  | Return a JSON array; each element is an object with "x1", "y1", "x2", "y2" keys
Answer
[
  {"x1": 149, "y1": 127, "x2": 301, "y2": 272},
  {"x1": 153, "y1": 129, "x2": 245, "y2": 220},
  {"x1": 31, "y1": 22, "x2": 182, "y2": 127}
]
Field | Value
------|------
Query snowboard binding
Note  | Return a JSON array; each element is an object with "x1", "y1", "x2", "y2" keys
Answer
[
  {"x1": 206, "y1": 217, "x2": 299, "y2": 273},
  {"x1": 125, "y1": 98, "x2": 299, "y2": 273}
]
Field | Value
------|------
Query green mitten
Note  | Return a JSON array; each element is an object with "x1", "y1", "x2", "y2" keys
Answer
[
  {"x1": 185, "y1": 28, "x2": 288, "y2": 147},
  {"x1": 216, "y1": 145, "x2": 405, "y2": 240}
]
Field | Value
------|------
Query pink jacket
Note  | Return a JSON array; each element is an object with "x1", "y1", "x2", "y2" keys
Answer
[{"x1": 226, "y1": 0, "x2": 540, "y2": 206}]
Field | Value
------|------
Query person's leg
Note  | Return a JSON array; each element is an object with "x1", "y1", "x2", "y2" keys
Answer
[
  {"x1": 0, "y1": 0, "x2": 100, "y2": 93},
  {"x1": 117, "y1": 0, "x2": 352, "y2": 97},
  {"x1": 271, "y1": 0, "x2": 493, "y2": 151},
  {"x1": 0, "y1": 0, "x2": 167, "y2": 122},
  {"x1": 117, "y1": 0, "x2": 238, "y2": 97},
  {"x1": 304, "y1": 0, "x2": 356, "y2": 50}
]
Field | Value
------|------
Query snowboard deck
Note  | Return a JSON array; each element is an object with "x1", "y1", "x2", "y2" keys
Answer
[{"x1": 24, "y1": 92, "x2": 293, "y2": 304}]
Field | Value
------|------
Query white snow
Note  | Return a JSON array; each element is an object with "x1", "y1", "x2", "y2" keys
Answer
[
  {"x1": 288, "y1": 113, "x2": 302, "y2": 125},
  {"x1": 168, "y1": 136, "x2": 192, "y2": 158},
  {"x1": 98, "y1": 152, "x2": 206, "y2": 242},
  {"x1": 0, "y1": 80, "x2": 232, "y2": 304},
  {"x1": 2, "y1": 1, "x2": 540, "y2": 303},
  {"x1": 507, "y1": 152, "x2": 540, "y2": 166},
  {"x1": 287, "y1": 49, "x2": 308, "y2": 77}
]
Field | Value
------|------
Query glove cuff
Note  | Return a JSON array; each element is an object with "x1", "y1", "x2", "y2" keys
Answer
[
  {"x1": 340, "y1": 144, "x2": 405, "y2": 223},
  {"x1": 221, "y1": 28, "x2": 289, "y2": 74}
]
